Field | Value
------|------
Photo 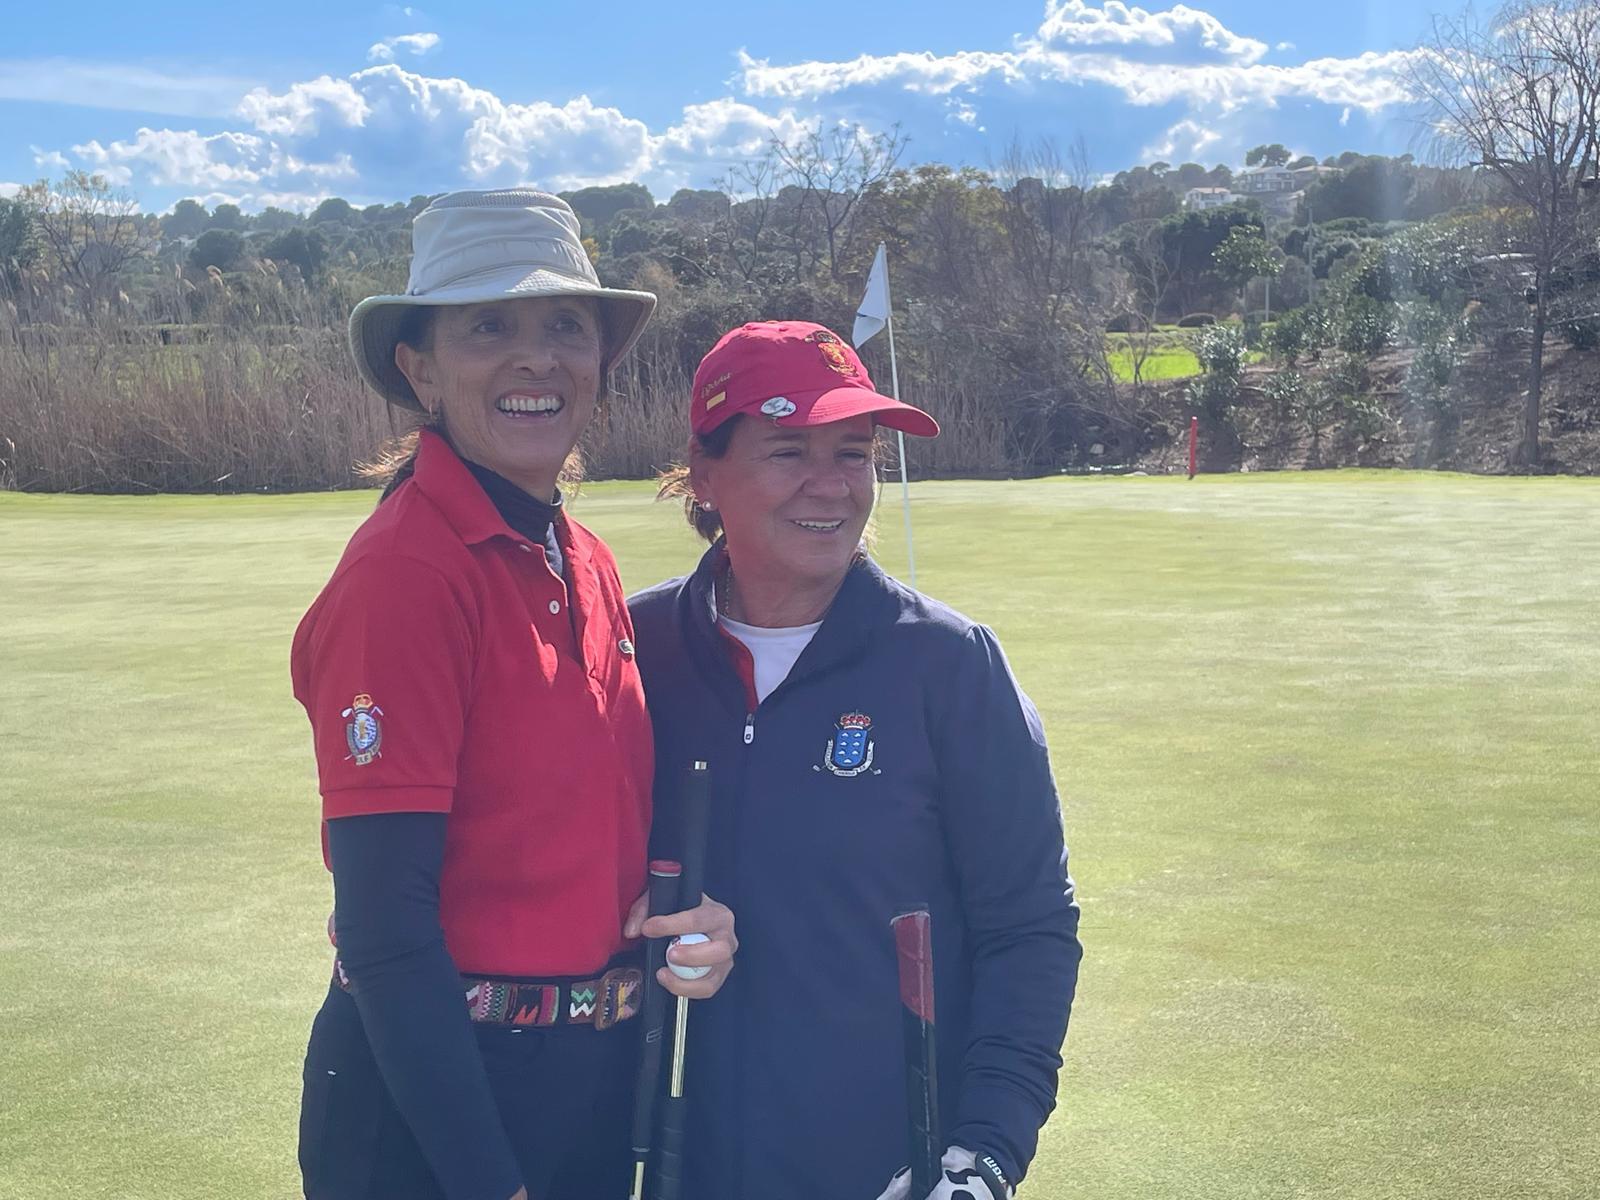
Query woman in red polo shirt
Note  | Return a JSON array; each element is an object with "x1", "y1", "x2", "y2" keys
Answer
[{"x1": 290, "y1": 189, "x2": 734, "y2": 1200}]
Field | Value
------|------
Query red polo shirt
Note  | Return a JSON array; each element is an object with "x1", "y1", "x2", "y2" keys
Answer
[{"x1": 290, "y1": 431, "x2": 652, "y2": 977}]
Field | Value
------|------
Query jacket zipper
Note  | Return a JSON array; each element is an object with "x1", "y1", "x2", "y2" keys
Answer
[{"x1": 743, "y1": 712, "x2": 755, "y2": 745}]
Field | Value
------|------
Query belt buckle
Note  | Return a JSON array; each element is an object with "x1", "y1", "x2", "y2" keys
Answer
[{"x1": 592, "y1": 966, "x2": 643, "y2": 1030}]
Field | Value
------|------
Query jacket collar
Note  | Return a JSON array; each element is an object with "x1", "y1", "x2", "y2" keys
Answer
[{"x1": 682, "y1": 540, "x2": 896, "y2": 678}]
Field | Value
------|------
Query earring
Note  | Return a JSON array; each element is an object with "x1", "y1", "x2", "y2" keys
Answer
[{"x1": 699, "y1": 500, "x2": 716, "y2": 513}]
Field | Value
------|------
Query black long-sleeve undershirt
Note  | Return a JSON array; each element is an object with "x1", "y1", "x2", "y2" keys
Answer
[{"x1": 328, "y1": 813, "x2": 522, "y2": 1200}]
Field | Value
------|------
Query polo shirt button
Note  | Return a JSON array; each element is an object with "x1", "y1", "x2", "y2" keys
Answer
[{"x1": 548, "y1": 600, "x2": 561, "y2": 614}]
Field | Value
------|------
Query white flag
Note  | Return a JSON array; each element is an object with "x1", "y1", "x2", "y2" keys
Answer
[{"x1": 853, "y1": 243, "x2": 891, "y2": 348}]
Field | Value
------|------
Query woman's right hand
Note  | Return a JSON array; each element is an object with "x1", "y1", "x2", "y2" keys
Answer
[{"x1": 624, "y1": 890, "x2": 738, "y2": 999}]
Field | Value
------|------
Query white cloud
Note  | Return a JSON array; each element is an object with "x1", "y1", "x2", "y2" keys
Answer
[
  {"x1": 0, "y1": 182, "x2": 22, "y2": 198},
  {"x1": 36, "y1": 63, "x2": 818, "y2": 210},
  {"x1": 237, "y1": 75, "x2": 371, "y2": 137},
  {"x1": 1143, "y1": 118, "x2": 1221, "y2": 161},
  {"x1": 368, "y1": 32, "x2": 441, "y2": 62},
  {"x1": 737, "y1": 48, "x2": 1023, "y2": 99},
  {"x1": 31, "y1": 146, "x2": 71, "y2": 172},
  {"x1": 736, "y1": 3, "x2": 1417, "y2": 117},
  {"x1": 72, "y1": 129, "x2": 272, "y2": 188},
  {"x1": 1340, "y1": 106, "x2": 1352, "y2": 126},
  {"x1": 0, "y1": 58, "x2": 255, "y2": 117},
  {"x1": 654, "y1": 98, "x2": 812, "y2": 162},
  {"x1": 945, "y1": 97, "x2": 982, "y2": 129},
  {"x1": 466, "y1": 95, "x2": 656, "y2": 186},
  {"x1": 1033, "y1": 1, "x2": 1267, "y2": 64}
]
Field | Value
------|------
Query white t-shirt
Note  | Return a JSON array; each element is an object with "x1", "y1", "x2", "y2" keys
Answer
[{"x1": 718, "y1": 615, "x2": 823, "y2": 703}]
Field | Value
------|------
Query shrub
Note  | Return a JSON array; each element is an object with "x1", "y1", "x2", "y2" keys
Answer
[
  {"x1": 1176, "y1": 312, "x2": 1217, "y2": 328},
  {"x1": 1335, "y1": 294, "x2": 1395, "y2": 355},
  {"x1": 1190, "y1": 323, "x2": 1247, "y2": 418},
  {"x1": 1195, "y1": 323, "x2": 1247, "y2": 376},
  {"x1": 1269, "y1": 308, "x2": 1308, "y2": 363},
  {"x1": 1263, "y1": 369, "x2": 1303, "y2": 418},
  {"x1": 1560, "y1": 315, "x2": 1600, "y2": 351},
  {"x1": 1105, "y1": 311, "x2": 1150, "y2": 333}
]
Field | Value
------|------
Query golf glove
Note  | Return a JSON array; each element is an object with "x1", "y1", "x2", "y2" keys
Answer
[{"x1": 873, "y1": 1146, "x2": 1015, "y2": 1200}]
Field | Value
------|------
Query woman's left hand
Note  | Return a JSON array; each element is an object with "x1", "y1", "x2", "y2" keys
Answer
[{"x1": 623, "y1": 890, "x2": 737, "y2": 999}]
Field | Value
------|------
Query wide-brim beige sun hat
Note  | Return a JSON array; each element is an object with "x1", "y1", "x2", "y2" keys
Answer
[{"x1": 349, "y1": 188, "x2": 657, "y2": 411}]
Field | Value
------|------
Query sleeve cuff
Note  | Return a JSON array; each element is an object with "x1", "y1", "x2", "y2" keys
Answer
[
  {"x1": 951, "y1": 1082, "x2": 1052, "y2": 1185},
  {"x1": 323, "y1": 785, "x2": 454, "y2": 820}
]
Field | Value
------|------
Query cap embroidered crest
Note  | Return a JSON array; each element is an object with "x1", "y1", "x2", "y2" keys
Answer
[
  {"x1": 341, "y1": 693, "x2": 385, "y2": 766},
  {"x1": 760, "y1": 396, "x2": 797, "y2": 418},
  {"x1": 806, "y1": 328, "x2": 857, "y2": 376}
]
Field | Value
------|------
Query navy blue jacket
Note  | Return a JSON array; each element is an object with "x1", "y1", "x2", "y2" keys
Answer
[{"x1": 629, "y1": 547, "x2": 1081, "y2": 1200}]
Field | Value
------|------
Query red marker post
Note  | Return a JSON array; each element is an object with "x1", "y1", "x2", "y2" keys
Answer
[{"x1": 1187, "y1": 415, "x2": 1199, "y2": 480}]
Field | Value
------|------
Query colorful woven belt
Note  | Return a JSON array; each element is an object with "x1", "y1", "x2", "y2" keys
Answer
[{"x1": 334, "y1": 960, "x2": 644, "y2": 1030}]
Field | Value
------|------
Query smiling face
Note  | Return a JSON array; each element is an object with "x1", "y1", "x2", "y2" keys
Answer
[
  {"x1": 393, "y1": 295, "x2": 603, "y2": 497},
  {"x1": 692, "y1": 414, "x2": 877, "y2": 593}
]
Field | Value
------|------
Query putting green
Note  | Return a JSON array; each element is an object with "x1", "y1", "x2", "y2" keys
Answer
[{"x1": 2, "y1": 471, "x2": 1595, "y2": 1198}]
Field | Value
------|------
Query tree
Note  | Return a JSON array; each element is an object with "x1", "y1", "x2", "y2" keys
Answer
[
  {"x1": 189, "y1": 228, "x2": 244, "y2": 272},
  {"x1": 560, "y1": 183, "x2": 654, "y2": 230},
  {"x1": 0, "y1": 195, "x2": 38, "y2": 293},
  {"x1": 665, "y1": 189, "x2": 730, "y2": 225},
  {"x1": 261, "y1": 227, "x2": 326, "y2": 280},
  {"x1": 1288, "y1": 155, "x2": 1318, "y2": 171},
  {"x1": 1246, "y1": 143, "x2": 1292, "y2": 168},
  {"x1": 209, "y1": 202, "x2": 244, "y2": 231},
  {"x1": 256, "y1": 206, "x2": 303, "y2": 232},
  {"x1": 1115, "y1": 218, "x2": 1178, "y2": 383},
  {"x1": 1157, "y1": 204, "x2": 1266, "y2": 312},
  {"x1": 17, "y1": 171, "x2": 146, "y2": 312},
  {"x1": 163, "y1": 198, "x2": 209, "y2": 239},
  {"x1": 310, "y1": 197, "x2": 356, "y2": 225},
  {"x1": 1213, "y1": 227, "x2": 1285, "y2": 316},
  {"x1": 1407, "y1": 0, "x2": 1600, "y2": 466},
  {"x1": 768, "y1": 124, "x2": 907, "y2": 282},
  {"x1": 1298, "y1": 155, "x2": 1412, "y2": 223}
]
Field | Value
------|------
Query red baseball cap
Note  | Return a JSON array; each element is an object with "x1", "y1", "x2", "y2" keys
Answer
[{"x1": 690, "y1": 321, "x2": 940, "y2": 438}]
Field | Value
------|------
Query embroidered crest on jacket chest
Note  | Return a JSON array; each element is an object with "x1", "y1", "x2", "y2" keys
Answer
[{"x1": 816, "y1": 711, "x2": 880, "y2": 777}]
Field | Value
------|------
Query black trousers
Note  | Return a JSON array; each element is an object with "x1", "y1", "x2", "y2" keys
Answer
[{"x1": 299, "y1": 983, "x2": 638, "y2": 1200}]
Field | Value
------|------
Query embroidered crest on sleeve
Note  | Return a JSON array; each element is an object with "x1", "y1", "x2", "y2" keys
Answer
[
  {"x1": 341, "y1": 692, "x2": 385, "y2": 766},
  {"x1": 816, "y1": 711, "x2": 878, "y2": 777}
]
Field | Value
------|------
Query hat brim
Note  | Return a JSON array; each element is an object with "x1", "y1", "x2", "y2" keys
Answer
[
  {"x1": 349, "y1": 266, "x2": 657, "y2": 411},
  {"x1": 754, "y1": 384, "x2": 940, "y2": 439}
]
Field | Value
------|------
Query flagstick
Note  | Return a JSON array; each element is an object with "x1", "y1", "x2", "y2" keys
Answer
[{"x1": 882, "y1": 271, "x2": 917, "y2": 589}]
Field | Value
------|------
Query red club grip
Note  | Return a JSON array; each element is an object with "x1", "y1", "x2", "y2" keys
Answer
[{"x1": 891, "y1": 908, "x2": 935, "y2": 1024}]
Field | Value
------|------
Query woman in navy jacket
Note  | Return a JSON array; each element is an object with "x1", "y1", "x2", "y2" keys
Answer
[{"x1": 627, "y1": 321, "x2": 1081, "y2": 1200}]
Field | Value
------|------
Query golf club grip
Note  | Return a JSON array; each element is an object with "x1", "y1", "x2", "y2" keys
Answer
[
  {"x1": 677, "y1": 762, "x2": 711, "y2": 908},
  {"x1": 630, "y1": 861, "x2": 682, "y2": 1155},
  {"x1": 654, "y1": 1097, "x2": 687, "y2": 1200},
  {"x1": 891, "y1": 907, "x2": 941, "y2": 1197}
]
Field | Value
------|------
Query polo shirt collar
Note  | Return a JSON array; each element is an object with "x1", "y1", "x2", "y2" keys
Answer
[{"x1": 411, "y1": 429, "x2": 542, "y2": 548}]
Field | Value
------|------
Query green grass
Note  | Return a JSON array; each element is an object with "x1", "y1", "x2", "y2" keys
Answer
[
  {"x1": 4, "y1": 473, "x2": 1598, "y2": 1198},
  {"x1": 1106, "y1": 343, "x2": 1204, "y2": 382}
]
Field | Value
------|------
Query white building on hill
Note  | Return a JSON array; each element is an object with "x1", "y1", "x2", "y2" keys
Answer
[{"x1": 1183, "y1": 186, "x2": 1237, "y2": 211}]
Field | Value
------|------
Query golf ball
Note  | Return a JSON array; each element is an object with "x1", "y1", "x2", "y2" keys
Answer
[{"x1": 668, "y1": 932, "x2": 711, "y2": 980}]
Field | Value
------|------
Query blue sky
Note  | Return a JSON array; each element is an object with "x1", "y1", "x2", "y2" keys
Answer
[{"x1": 0, "y1": 0, "x2": 1445, "y2": 212}]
